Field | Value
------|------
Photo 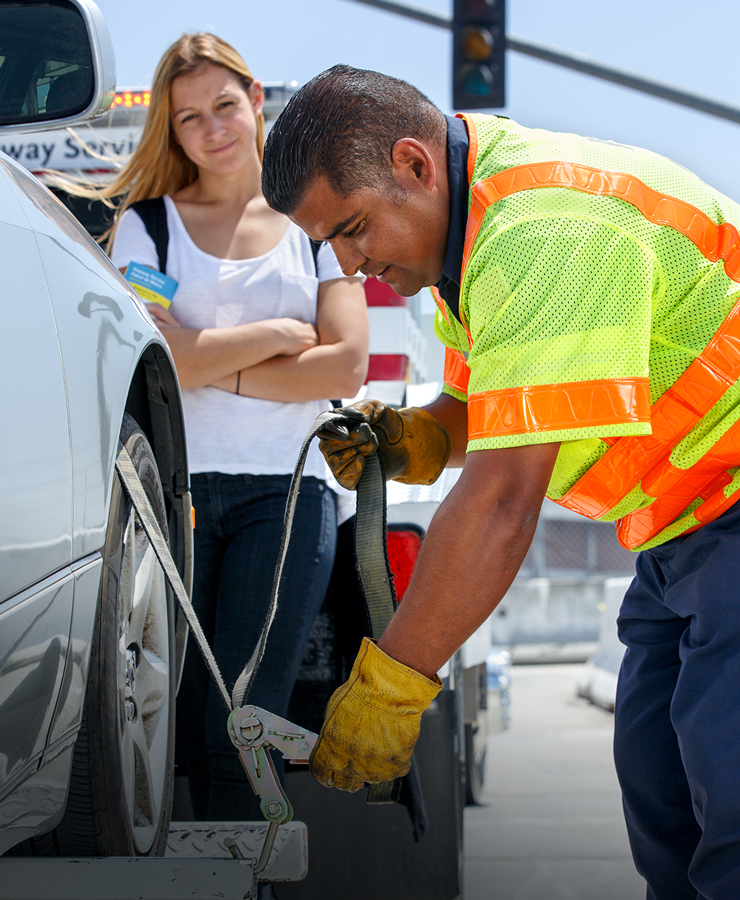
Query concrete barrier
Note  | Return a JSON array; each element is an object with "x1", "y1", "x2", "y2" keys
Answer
[
  {"x1": 577, "y1": 576, "x2": 632, "y2": 710},
  {"x1": 491, "y1": 576, "x2": 608, "y2": 645}
]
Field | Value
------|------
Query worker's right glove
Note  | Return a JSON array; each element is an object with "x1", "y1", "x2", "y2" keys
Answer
[
  {"x1": 318, "y1": 400, "x2": 452, "y2": 491},
  {"x1": 310, "y1": 637, "x2": 443, "y2": 792}
]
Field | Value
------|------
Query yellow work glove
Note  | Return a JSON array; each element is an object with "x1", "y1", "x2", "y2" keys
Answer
[
  {"x1": 310, "y1": 637, "x2": 443, "y2": 792},
  {"x1": 317, "y1": 400, "x2": 451, "y2": 491}
]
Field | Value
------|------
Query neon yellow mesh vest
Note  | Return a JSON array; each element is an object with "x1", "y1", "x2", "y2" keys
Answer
[{"x1": 434, "y1": 113, "x2": 740, "y2": 551}]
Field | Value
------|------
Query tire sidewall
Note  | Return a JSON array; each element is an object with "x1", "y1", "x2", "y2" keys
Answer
[{"x1": 86, "y1": 415, "x2": 176, "y2": 856}]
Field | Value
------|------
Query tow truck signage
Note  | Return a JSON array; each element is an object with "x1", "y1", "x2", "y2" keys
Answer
[
  {"x1": 0, "y1": 127, "x2": 140, "y2": 170},
  {"x1": 1, "y1": 89, "x2": 149, "y2": 173},
  {"x1": 1, "y1": 84, "x2": 300, "y2": 175}
]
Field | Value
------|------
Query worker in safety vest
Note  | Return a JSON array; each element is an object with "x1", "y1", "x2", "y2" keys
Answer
[{"x1": 262, "y1": 64, "x2": 740, "y2": 899}]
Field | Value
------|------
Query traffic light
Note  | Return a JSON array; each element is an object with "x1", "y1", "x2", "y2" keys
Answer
[{"x1": 452, "y1": 0, "x2": 505, "y2": 110}]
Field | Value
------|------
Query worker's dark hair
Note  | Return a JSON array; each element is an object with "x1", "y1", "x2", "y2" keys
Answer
[{"x1": 262, "y1": 64, "x2": 446, "y2": 214}]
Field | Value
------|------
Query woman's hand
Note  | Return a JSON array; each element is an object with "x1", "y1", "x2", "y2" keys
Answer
[
  {"x1": 144, "y1": 311, "x2": 320, "y2": 390},
  {"x1": 146, "y1": 303, "x2": 181, "y2": 328},
  {"x1": 210, "y1": 278, "x2": 368, "y2": 401},
  {"x1": 270, "y1": 318, "x2": 319, "y2": 356},
  {"x1": 209, "y1": 316, "x2": 319, "y2": 395}
]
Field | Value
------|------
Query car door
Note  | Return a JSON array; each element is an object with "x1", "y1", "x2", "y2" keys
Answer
[
  {"x1": 0, "y1": 160, "x2": 73, "y2": 600},
  {"x1": 0, "y1": 158, "x2": 74, "y2": 799},
  {"x1": 3, "y1": 157, "x2": 146, "y2": 561}
]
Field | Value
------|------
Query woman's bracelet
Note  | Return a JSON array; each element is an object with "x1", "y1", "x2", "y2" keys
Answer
[{"x1": 235, "y1": 371, "x2": 241, "y2": 395}]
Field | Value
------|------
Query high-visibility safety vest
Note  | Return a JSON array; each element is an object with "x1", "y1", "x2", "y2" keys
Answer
[{"x1": 433, "y1": 113, "x2": 740, "y2": 551}]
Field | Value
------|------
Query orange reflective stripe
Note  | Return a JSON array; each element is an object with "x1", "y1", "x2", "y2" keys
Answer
[
  {"x1": 458, "y1": 112, "x2": 478, "y2": 186},
  {"x1": 430, "y1": 285, "x2": 450, "y2": 325},
  {"x1": 621, "y1": 484, "x2": 740, "y2": 548},
  {"x1": 614, "y1": 420, "x2": 740, "y2": 549},
  {"x1": 444, "y1": 348, "x2": 470, "y2": 395},
  {"x1": 468, "y1": 378, "x2": 650, "y2": 440},
  {"x1": 559, "y1": 291, "x2": 740, "y2": 520},
  {"x1": 694, "y1": 481, "x2": 740, "y2": 526},
  {"x1": 457, "y1": 133, "x2": 740, "y2": 545},
  {"x1": 463, "y1": 161, "x2": 740, "y2": 283}
]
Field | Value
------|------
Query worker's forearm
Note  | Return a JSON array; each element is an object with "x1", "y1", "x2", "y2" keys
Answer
[
  {"x1": 377, "y1": 487, "x2": 535, "y2": 678},
  {"x1": 214, "y1": 342, "x2": 368, "y2": 402},
  {"x1": 377, "y1": 443, "x2": 559, "y2": 678},
  {"x1": 423, "y1": 392, "x2": 469, "y2": 466}
]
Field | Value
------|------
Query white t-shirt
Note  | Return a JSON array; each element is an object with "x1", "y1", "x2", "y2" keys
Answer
[{"x1": 112, "y1": 195, "x2": 349, "y2": 482}]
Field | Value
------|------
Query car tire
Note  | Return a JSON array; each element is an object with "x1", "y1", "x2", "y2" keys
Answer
[{"x1": 55, "y1": 414, "x2": 176, "y2": 856}]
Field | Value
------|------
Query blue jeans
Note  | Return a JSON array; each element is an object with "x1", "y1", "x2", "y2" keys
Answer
[
  {"x1": 177, "y1": 472, "x2": 337, "y2": 821},
  {"x1": 614, "y1": 499, "x2": 740, "y2": 900}
]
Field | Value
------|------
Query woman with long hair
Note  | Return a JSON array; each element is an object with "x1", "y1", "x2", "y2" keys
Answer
[{"x1": 107, "y1": 33, "x2": 368, "y2": 821}]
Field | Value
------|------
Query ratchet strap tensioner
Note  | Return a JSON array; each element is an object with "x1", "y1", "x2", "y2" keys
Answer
[{"x1": 114, "y1": 407, "x2": 404, "y2": 874}]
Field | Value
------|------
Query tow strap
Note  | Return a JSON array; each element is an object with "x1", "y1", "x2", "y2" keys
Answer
[
  {"x1": 115, "y1": 407, "x2": 403, "y2": 804},
  {"x1": 230, "y1": 408, "x2": 402, "y2": 804},
  {"x1": 115, "y1": 442, "x2": 232, "y2": 710}
]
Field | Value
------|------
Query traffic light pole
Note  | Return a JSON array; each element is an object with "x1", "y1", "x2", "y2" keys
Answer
[{"x1": 344, "y1": 0, "x2": 740, "y2": 126}]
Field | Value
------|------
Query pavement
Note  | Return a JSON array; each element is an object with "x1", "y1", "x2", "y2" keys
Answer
[{"x1": 463, "y1": 663, "x2": 646, "y2": 900}]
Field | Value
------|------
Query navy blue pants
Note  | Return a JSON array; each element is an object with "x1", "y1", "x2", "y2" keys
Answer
[
  {"x1": 614, "y1": 499, "x2": 740, "y2": 900},
  {"x1": 177, "y1": 472, "x2": 337, "y2": 821}
]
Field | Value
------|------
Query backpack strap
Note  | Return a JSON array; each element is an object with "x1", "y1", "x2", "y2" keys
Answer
[
  {"x1": 309, "y1": 238, "x2": 323, "y2": 276},
  {"x1": 130, "y1": 200, "x2": 319, "y2": 280},
  {"x1": 129, "y1": 197, "x2": 169, "y2": 274}
]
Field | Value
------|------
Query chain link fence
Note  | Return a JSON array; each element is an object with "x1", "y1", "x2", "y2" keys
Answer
[
  {"x1": 492, "y1": 501, "x2": 636, "y2": 646},
  {"x1": 520, "y1": 505, "x2": 636, "y2": 579}
]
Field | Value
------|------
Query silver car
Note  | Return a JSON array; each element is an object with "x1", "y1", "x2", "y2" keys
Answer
[{"x1": 0, "y1": 0, "x2": 192, "y2": 858}]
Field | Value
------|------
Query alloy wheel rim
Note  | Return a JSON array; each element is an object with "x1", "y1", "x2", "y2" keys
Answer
[{"x1": 118, "y1": 507, "x2": 170, "y2": 854}]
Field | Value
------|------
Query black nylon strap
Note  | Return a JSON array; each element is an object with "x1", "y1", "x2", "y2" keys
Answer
[
  {"x1": 354, "y1": 453, "x2": 403, "y2": 804},
  {"x1": 130, "y1": 197, "x2": 169, "y2": 273},
  {"x1": 231, "y1": 409, "x2": 404, "y2": 804},
  {"x1": 354, "y1": 454, "x2": 397, "y2": 638},
  {"x1": 309, "y1": 238, "x2": 322, "y2": 275},
  {"x1": 115, "y1": 444, "x2": 232, "y2": 711},
  {"x1": 230, "y1": 410, "x2": 343, "y2": 710},
  {"x1": 127, "y1": 404, "x2": 404, "y2": 806}
]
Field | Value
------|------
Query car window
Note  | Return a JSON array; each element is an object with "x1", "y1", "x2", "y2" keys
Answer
[{"x1": 0, "y1": 3, "x2": 93, "y2": 126}]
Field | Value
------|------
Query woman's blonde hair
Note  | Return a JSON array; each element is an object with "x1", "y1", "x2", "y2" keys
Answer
[{"x1": 62, "y1": 33, "x2": 264, "y2": 237}]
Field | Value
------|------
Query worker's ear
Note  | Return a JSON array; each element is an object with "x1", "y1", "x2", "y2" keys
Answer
[{"x1": 390, "y1": 139, "x2": 438, "y2": 194}]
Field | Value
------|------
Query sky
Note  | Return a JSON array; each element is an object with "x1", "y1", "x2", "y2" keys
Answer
[{"x1": 92, "y1": 0, "x2": 740, "y2": 201}]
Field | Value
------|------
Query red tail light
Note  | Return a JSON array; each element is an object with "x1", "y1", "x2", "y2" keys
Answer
[{"x1": 387, "y1": 526, "x2": 424, "y2": 602}]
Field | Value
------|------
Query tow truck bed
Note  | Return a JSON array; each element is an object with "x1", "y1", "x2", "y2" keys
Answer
[{"x1": 0, "y1": 821, "x2": 307, "y2": 900}]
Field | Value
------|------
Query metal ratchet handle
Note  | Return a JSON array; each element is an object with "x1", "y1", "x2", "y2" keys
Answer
[
  {"x1": 228, "y1": 706, "x2": 318, "y2": 826},
  {"x1": 235, "y1": 744, "x2": 293, "y2": 824},
  {"x1": 228, "y1": 706, "x2": 317, "y2": 761}
]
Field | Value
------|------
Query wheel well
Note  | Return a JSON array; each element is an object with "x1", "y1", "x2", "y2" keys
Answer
[
  {"x1": 123, "y1": 345, "x2": 192, "y2": 687},
  {"x1": 124, "y1": 343, "x2": 188, "y2": 502},
  {"x1": 123, "y1": 342, "x2": 192, "y2": 597}
]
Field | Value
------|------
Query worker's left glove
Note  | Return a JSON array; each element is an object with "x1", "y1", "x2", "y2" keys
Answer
[
  {"x1": 318, "y1": 400, "x2": 452, "y2": 491},
  {"x1": 309, "y1": 637, "x2": 443, "y2": 792}
]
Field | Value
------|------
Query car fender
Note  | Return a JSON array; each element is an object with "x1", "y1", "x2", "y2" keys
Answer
[{"x1": 1, "y1": 151, "x2": 192, "y2": 736}]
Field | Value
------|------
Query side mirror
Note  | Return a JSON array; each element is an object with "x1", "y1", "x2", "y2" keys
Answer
[{"x1": 0, "y1": 0, "x2": 116, "y2": 132}]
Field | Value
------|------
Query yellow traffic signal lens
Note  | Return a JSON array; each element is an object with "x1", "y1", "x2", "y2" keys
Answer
[{"x1": 461, "y1": 26, "x2": 493, "y2": 61}]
